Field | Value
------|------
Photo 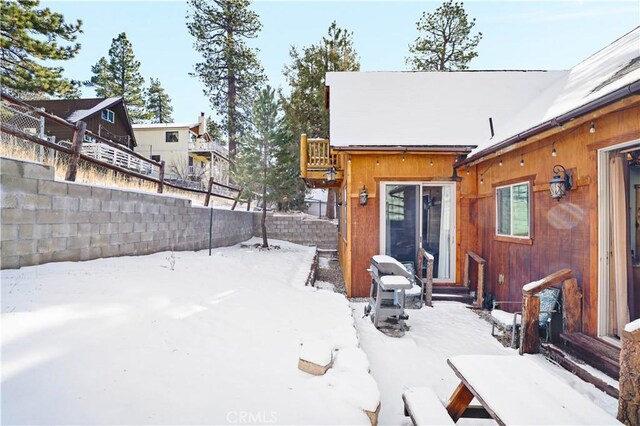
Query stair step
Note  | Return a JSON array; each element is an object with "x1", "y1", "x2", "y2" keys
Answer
[
  {"x1": 432, "y1": 286, "x2": 471, "y2": 294},
  {"x1": 559, "y1": 332, "x2": 620, "y2": 380},
  {"x1": 432, "y1": 293, "x2": 474, "y2": 304},
  {"x1": 542, "y1": 343, "x2": 619, "y2": 399}
]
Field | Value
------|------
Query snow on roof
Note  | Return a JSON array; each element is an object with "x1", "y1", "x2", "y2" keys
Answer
[
  {"x1": 132, "y1": 122, "x2": 199, "y2": 130},
  {"x1": 469, "y1": 26, "x2": 640, "y2": 157},
  {"x1": 66, "y1": 97, "x2": 122, "y2": 122},
  {"x1": 326, "y1": 70, "x2": 564, "y2": 148},
  {"x1": 326, "y1": 27, "x2": 640, "y2": 157}
]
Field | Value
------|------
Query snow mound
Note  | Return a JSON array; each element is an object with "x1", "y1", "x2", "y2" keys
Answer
[
  {"x1": 332, "y1": 347, "x2": 370, "y2": 373},
  {"x1": 319, "y1": 370, "x2": 380, "y2": 413},
  {"x1": 300, "y1": 339, "x2": 332, "y2": 366}
]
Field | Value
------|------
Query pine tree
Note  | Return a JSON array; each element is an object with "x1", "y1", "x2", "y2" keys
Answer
[
  {"x1": 233, "y1": 85, "x2": 280, "y2": 248},
  {"x1": 0, "y1": 0, "x2": 82, "y2": 97},
  {"x1": 88, "y1": 32, "x2": 148, "y2": 122},
  {"x1": 187, "y1": 0, "x2": 265, "y2": 161},
  {"x1": 146, "y1": 78, "x2": 173, "y2": 123},
  {"x1": 282, "y1": 21, "x2": 360, "y2": 216},
  {"x1": 406, "y1": 0, "x2": 482, "y2": 71}
]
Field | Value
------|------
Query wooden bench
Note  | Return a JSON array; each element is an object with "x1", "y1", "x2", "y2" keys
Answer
[{"x1": 402, "y1": 387, "x2": 454, "y2": 426}]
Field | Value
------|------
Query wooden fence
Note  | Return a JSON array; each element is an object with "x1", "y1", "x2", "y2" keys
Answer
[{"x1": 0, "y1": 92, "x2": 241, "y2": 206}]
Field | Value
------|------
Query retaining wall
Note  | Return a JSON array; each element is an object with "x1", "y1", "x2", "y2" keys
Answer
[
  {"x1": 253, "y1": 213, "x2": 338, "y2": 250},
  {"x1": 0, "y1": 157, "x2": 254, "y2": 269}
]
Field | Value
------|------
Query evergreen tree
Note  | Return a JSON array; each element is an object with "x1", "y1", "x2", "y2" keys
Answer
[
  {"x1": 234, "y1": 85, "x2": 280, "y2": 248},
  {"x1": 406, "y1": 0, "x2": 482, "y2": 71},
  {"x1": 207, "y1": 117, "x2": 224, "y2": 144},
  {"x1": 187, "y1": 0, "x2": 265, "y2": 160},
  {"x1": 88, "y1": 32, "x2": 148, "y2": 122},
  {"x1": 282, "y1": 21, "x2": 360, "y2": 216},
  {"x1": 146, "y1": 78, "x2": 173, "y2": 123},
  {"x1": 0, "y1": 0, "x2": 82, "y2": 97}
]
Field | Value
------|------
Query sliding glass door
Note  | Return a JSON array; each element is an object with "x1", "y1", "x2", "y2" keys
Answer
[{"x1": 381, "y1": 182, "x2": 456, "y2": 282}]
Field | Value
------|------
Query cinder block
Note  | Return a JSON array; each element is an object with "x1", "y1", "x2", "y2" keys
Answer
[
  {"x1": 0, "y1": 255, "x2": 19, "y2": 269},
  {"x1": 91, "y1": 187, "x2": 112, "y2": 200},
  {"x1": 67, "y1": 184, "x2": 92, "y2": 198},
  {"x1": 38, "y1": 179, "x2": 68, "y2": 196},
  {"x1": 133, "y1": 222, "x2": 146, "y2": 232},
  {"x1": 109, "y1": 212, "x2": 127, "y2": 223},
  {"x1": 89, "y1": 212, "x2": 111, "y2": 224},
  {"x1": 51, "y1": 223, "x2": 78, "y2": 238},
  {"x1": 2, "y1": 239, "x2": 36, "y2": 256},
  {"x1": 101, "y1": 245, "x2": 120, "y2": 258},
  {"x1": 3, "y1": 209, "x2": 36, "y2": 224},
  {"x1": 1, "y1": 193, "x2": 17, "y2": 208},
  {"x1": 0, "y1": 158, "x2": 21, "y2": 177},
  {"x1": 17, "y1": 193, "x2": 52, "y2": 210},
  {"x1": 37, "y1": 237, "x2": 66, "y2": 253},
  {"x1": 99, "y1": 223, "x2": 117, "y2": 235},
  {"x1": 1, "y1": 224, "x2": 17, "y2": 241},
  {"x1": 18, "y1": 224, "x2": 33, "y2": 239},
  {"x1": 78, "y1": 223, "x2": 99, "y2": 236},
  {"x1": 52, "y1": 196, "x2": 79, "y2": 211},
  {"x1": 79, "y1": 247, "x2": 101, "y2": 261},
  {"x1": 90, "y1": 234, "x2": 110, "y2": 247},
  {"x1": 118, "y1": 222, "x2": 134, "y2": 234},
  {"x1": 67, "y1": 236, "x2": 90, "y2": 250},
  {"x1": 101, "y1": 200, "x2": 119, "y2": 212},
  {"x1": 52, "y1": 249, "x2": 81, "y2": 263},
  {"x1": 79, "y1": 198, "x2": 101, "y2": 211},
  {"x1": 23, "y1": 162, "x2": 54, "y2": 180},
  {"x1": 1, "y1": 175, "x2": 38, "y2": 194}
]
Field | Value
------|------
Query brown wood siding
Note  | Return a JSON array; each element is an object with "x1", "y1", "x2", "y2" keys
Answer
[
  {"x1": 343, "y1": 152, "x2": 466, "y2": 297},
  {"x1": 469, "y1": 100, "x2": 640, "y2": 336}
]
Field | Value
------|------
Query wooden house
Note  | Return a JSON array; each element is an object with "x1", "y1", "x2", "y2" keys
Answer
[
  {"x1": 25, "y1": 97, "x2": 136, "y2": 149},
  {"x1": 300, "y1": 28, "x2": 640, "y2": 355}
]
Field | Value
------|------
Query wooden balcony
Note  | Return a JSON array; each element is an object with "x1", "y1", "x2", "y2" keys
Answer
[{"x1": 300, "y1": 134, "x2": 343, "y2": 188}]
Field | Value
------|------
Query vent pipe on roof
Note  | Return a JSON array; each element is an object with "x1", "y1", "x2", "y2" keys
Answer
[{"x1": 489, "y1": 117, "x2": 495, "y2": 138}]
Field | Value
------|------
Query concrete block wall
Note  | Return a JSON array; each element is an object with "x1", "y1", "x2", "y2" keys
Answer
[
  {"x1": 1, "y1": 157, "x2": 254, "y2": 269},
  {"x1": 253, "y1": 213, "x2": 338, "y2": 250}
]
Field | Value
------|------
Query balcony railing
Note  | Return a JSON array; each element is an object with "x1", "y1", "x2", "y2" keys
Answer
[
  {"x1": 188, "y1": 140, "x2": 229, "y2": 158},
  {"x1": 300, "y1": 134, "x2": 343, "y2": 187}
]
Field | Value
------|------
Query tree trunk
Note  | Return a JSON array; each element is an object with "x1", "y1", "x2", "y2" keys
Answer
[
  {"x1": 326, "y1": 188, "x2": 335, "y2": 219},
  {"x1": 261, "y1": 137, "x2": 268, "y2": 248}
]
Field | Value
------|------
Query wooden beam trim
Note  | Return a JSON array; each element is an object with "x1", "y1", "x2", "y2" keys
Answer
[{"x1": 522, "y1": 268, "x2": 573, "y2": 296}]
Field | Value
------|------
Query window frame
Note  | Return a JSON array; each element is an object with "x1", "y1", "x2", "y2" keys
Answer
[
  {"x1": 165, "y1": 131, "x2": 179, "y2": 143},
  {"x1": 495, "y1": 180, "x2": 531, "y2": 240},
  {"x1": 101, "y1": 109, "x2": 115, "y2": 123}
]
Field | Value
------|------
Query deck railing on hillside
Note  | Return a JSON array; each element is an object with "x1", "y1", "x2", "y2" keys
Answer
[{"x1": 0, "y1": 92, "x2": 241, "y2": 205}]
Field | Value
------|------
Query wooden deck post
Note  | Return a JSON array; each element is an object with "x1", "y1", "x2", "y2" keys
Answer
[
  {"x1": 477, "y1": 262, "x2": 485, "y2": 307},
  {"x1": 562, "y1": 278, "x2": 582, "y2": 333},
  {"x1": 204, "y1": 177, "x2": 214, "y2": 207},
  {"x1": 519, "y1": 294, "x2": 541, "y2": 355},
  {"x1": 300, "y1": 134, "x2": 308, "y2": 177},
  {"x1": 618, "y1": 322, "x2": 640, "y2": 426},
  {"x1": 231, "y1": 187, "x2": 243, "y2": 211},
  {"x1": 65, "y1": 120, "x2": 86, "y2": 182},
  {"x1": 157, "y1": 160, "x2": 165, "y2": 194},
  {"x1": 418, "y1": 248, "x2": 434, "y2": 307},
  {"x1": 463, "y1": 252, "x2": 470, "y2": 288}
]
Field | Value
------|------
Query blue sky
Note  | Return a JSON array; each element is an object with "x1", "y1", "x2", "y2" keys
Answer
[{"x1": 42, "y1": 1, "x2": 639, "y2": 123}]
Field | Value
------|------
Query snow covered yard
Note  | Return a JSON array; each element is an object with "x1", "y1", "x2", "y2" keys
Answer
[
  {"x1": 2, "y1": 239, "x2": 373, "y2": 425},
  {"x1": 354, "y1": 301, "x2": 619, "y2": 425}
]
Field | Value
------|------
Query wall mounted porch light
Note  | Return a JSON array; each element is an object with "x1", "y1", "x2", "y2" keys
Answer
[
  {"x1": 359, "y1": 185, "x2": 368, "y2": 206},
  {"x1": 325, "y1": 167, "x2": 337, "y2": 182},
  {"x1": 549, "y1": 164, "x2": 573, "y2": 201}
]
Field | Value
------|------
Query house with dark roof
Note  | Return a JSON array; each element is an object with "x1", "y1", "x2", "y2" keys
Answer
[
  {"x1": 25, "y1": 97, "x2": 136, "y2": 149},
  {"x1": 301, "y1": 27, "x2": 640, "y2": 380}
]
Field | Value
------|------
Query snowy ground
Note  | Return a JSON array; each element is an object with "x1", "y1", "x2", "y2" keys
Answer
[
  {"x1": 354, "y1": 301, "x2": 619, "y2": 425},
  {"x1": 1, "y1": 239, "x2": 373, "y2": 425},
  {"x1": 2, "y1": 240, "x2": 619, "y2": 425}
]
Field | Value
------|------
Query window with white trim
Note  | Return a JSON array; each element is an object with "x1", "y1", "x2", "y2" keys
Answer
[
  {"x1": 101, "y1": 109, "x2": 115, "y2": 123},
  {"x1": 496, "y1": 182, "x2": 530, "y2": 238},
  {"x1": 165, "y1": 131, "x2": 179, "y2": 143}
]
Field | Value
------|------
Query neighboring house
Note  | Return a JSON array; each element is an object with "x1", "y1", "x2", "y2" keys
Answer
[
  {"x1": 133, "y1": 114, "x2": 229, "y2": 188},
  {"x1": 301, "y1": 27, "x2": 640, "y2": 351},
  {"x1": 25, "y1": 97, "x2": 136, "y2": 149}
]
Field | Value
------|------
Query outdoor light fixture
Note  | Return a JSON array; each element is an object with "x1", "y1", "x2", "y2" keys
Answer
[
  {"x1": 325, "y1": 167, "x2": 337, "y2": 182},
  {"x1": 359, "y1": 185, "x2": 368, "y2": 206},
  {"x1": 589, "y1": 122, "x2": 596, "y2": 134},
  {"x1": 551, "y1": 142, "x2": 557, "y2": 157},
  {"x1": 466, "y1": 167, "x2": 470, "y2": 175},
  {"x1": 480, "y1": 176, "x2": 484, "y2": 184},
  {"x1": 376, "y1": 159, "x2": 379, "y2": 166},
  {"x1": 520, "y1": 154, "x2": 524, "y2": 167},
  {"x1": 549, "y1": 164, "x2": 573, "y2": 201},
  {"x1": 430, "y1": 158, "x2": 434, "y2": 166},
  {"x1": 499, "y1": 157, "x2": 503, "y2": 167}
]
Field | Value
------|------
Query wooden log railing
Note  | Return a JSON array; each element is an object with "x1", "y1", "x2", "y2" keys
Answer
[
  {"x1": 417, "y1": 248, "x2": 435, "y2": 307},
  {"x1": 299, "y1": 134, "x2": 340, "y2": 178},
  {"x1": 519, "y1": 268, "x2": 573, "y2": 355},
  {"x1": 463, "y1": 250, "x2": 486, "y2": 307},
  {"x1": 618, "y1": 320, "x2": 640, "y2": 425}
]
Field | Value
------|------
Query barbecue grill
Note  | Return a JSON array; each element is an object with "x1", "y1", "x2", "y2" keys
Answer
[{"x1": 365, "y1": 255, "x2": 413, "y2": 330}]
